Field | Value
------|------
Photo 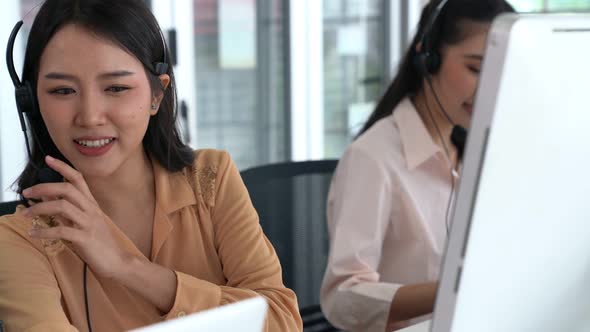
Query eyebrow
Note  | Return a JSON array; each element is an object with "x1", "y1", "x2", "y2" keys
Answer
[
  {"x1": 43, "y1": 70, "x2": 136, "y2": 81},
  {"x1": 98, "y1": 70, "x2": 135, "y2": 79}
]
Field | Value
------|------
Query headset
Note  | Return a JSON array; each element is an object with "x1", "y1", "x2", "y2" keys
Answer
[
  {"x1": 6, "y1": 19, "x2": 170, "y2": 332},
  {"x1": 414, "y1": 0, "x2": 468, "y2": 156},
  {"x1": 414, "y1": 0, "x2": 449, "y2": 78},
  {"x1": 6, "y1": 21, "x2": 63, "y2": 184},
  {"x1": 413, "y1": 0, "x2": 469, "y2": 233}
]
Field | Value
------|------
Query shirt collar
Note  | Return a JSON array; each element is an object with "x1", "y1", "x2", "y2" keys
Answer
[
  {"x1": 151, "y1": 156, "x2": 196, "y2": 214},
  {"x1": 394, "y1": 98, "x2": 441, "y2": 170}
]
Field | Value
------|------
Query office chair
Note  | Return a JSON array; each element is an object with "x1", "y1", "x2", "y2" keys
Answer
[
  {"x1": 240, "y1": 160, "x2": 341, "y2": 332},
  {"x1": 0, "y1": 200, "x2": 19, "y2": 216}
]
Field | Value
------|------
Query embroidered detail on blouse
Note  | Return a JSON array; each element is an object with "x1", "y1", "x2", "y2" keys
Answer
[
  {"x1": 31, "y1": 215, "x2": 65, "y2": 254},
  {"x1": 194, "y1": 166, "x2": 217, "y2": 204}
]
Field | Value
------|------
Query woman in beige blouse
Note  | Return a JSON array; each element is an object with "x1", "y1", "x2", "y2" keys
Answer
[
  {"x1": 321, "y1": 1, "x2": 514, "y2": 331},
  {"x1": 0, "y1": 0, "x2": 301, "y2": 331}
]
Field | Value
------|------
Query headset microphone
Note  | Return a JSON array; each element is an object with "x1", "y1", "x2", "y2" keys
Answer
[
  {"x1": 414, "y1": 0, "x2": 473, "y2": 234},
  {"x1": 451, "y1": 125, "x2": 467, "y2": 159},
  {"x1": 414, "y1": 0, "x2": 468, "y2": 160}
]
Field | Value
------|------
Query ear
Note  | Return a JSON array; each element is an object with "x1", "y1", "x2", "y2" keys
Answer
[
  {"x1": 415, "y1": 41, "x2": 423, "y2": 53},
  {"x1": 150, "y1": 74, "x2": 171, "y2": 115}
]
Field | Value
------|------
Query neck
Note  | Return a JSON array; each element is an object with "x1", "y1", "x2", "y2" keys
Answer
[
  {"x1": 84, "y1": 151, "x2": 155, "y2": 219},
  {"x1": 412, "y1": 88, "x2": 458, "y2": 166}
]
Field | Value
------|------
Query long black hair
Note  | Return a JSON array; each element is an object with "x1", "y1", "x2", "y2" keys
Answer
[
  {"x1": 15, "y1": 0, "x2": 194, "y2": 198},
  {"x1": 357, "y1": 0, "x2": 515, "y2": 136}
]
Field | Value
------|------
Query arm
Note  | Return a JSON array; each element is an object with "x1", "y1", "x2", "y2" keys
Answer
[
  {"x1": 386, "y1": 282, "x2": 438, "y2": 330},
  {"x1": 321, "y1": 146, "x2": 436, "y2": 332},
  {"x1": 212, "y1": 151, "x2": 302, "y2": 331},
  {"x1": 0, "y1": 217, "x2": 79, "y2": 332},
  {"x1": 153, "y1": 151, "x2": 302, "y2": 330},
  {"x1": 321, "y1": 145, "x2": 398, "y2": 331}
]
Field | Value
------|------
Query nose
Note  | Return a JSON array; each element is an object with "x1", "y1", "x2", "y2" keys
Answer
[{"x1": 74, "y1": 90, "x2": 107, "y2": 127}]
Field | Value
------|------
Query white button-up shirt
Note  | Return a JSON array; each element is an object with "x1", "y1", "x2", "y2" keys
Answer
[{"x1": 321, "y1": 98, "x2": 458, "y2": 332}]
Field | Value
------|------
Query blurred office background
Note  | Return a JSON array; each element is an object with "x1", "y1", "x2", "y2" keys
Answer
[{"x1": 0, "y1": 0, "x2": 589, "y2": 200}]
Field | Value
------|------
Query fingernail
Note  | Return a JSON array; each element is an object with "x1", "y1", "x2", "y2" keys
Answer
[
  {"x1": 23, "y1": 188, "x2": 32, "y2": 197},
  {"x1": 46, "y1": 155, "x2": 55, "y2": 162},
  {"x1": 28, "y1": 229, "x2": 38, "y2": 237},
  {"x1": 22, "y1": 208, "x2": 31, "y2": 217}
]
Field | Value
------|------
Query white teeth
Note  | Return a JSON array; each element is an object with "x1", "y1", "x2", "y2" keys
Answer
[{"x1": 76, "y1": 138, "x2": 114, "y2": 148}]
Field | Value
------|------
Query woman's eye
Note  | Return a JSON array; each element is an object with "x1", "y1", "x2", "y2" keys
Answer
[
  {"x1": 49, "y1": 88, "x2": 76, "y2": 95},
  {"x1": 468, "y1": 66, "x2": 481, "y2": 74},
  {"x1": 106, "y1": 86, "x2": 130, "y2": 93}
]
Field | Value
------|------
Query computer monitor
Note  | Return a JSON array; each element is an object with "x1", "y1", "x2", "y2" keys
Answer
[
  {"x1": 128, "y1": 297, "x2": 268, "y2": 332},
  {"x1": 431, "y1": 13, "x2": 590, "y2": 332}
]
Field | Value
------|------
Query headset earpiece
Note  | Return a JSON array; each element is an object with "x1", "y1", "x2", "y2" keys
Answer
[
  {"x1": 414, "y1": 50, "x2": 441, "y2": 77},
  {"x1": 13, "y1": 82, "x2": 37, "y2": 132},
  {"x1": 424, "y1": 50, "x2": 441, "y2": 74},
  {"x1": 153, "y1": 62, "x2": 168, "y2": 76},
  {"x1": 152, "y1": 28, "x2": 169, "y2": 76},
  {"x1": 15, "y1": 81, "x2": 37, "y2": 114},
  {"x1": 414, "y1": 0, "x2": 448, "y2": 77}
]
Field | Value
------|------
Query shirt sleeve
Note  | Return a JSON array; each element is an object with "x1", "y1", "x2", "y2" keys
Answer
[
  {"x1": 0, "y1": 217, "x2": 79, "y2": 332},
  {"x1": 320, "y1": 145, "x2": 402, "y2": 332},
  {"x1": 162, "y1": 151, "x2": 303, "y2": 332}
]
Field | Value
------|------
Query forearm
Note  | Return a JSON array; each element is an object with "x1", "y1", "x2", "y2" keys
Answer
[
  {"x1": 386, "y1": 282, "x2": 438, "y2": 329},
  {"x1": 115, "y1": 255, "x2": 177, "y2": 314}
]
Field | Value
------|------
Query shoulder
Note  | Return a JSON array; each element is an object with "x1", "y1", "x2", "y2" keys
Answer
[
  {"x1": 0, "y1": 209, "x2": 32, "y2": 238},
  {"x1": 186, "y1": 149, "x2": 235, "y2": 206},
  {"x1": 192, "y1": 149, "x2": 231, "y2": 169},
  {"x1": 342, "y1": 113, "x2": 405, "y2": 172},
  {"x1": 0, "y1": 209, "x2": 46, "y2": 253}
]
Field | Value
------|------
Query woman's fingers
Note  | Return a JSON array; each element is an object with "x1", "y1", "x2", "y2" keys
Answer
[
  {"x1": 44, "y1": 156, "x2": 96, "y2": 202},
  {"x1": 28, "y1": 225, "x2": 84, "y2": 244},
  {"x1": 23, "y1": 182, "x2": 89, "y2": 212},
  {"x1": 22, "y1": 199, "x2": 87, "y2": 229}
]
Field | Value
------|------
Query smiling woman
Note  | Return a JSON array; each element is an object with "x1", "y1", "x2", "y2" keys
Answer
[
  {"x1": 0, "y1": 1, "x2": 302, "y2": 331},
  {"x1": 320, "y1": 1, "x2": 515, "y2": 331},
  {"x1": 36, "y1": 23, "x2": 167, "y2": 177}
]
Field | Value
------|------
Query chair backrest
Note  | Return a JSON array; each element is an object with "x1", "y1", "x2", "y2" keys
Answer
[
  {"x1": 241, "y1": 160, "x2": 341, "y2": 331},
  {"x1": 0, "y1": 200, "x2": 19, "y2": 216}
]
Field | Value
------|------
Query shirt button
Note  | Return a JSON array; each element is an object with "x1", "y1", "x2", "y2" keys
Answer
[{"x1": 177, "y1": 311, "x2": 186, "y2": 318}]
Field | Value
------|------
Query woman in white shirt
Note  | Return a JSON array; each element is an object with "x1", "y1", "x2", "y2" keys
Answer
[{"x1": 320, "y1": 1, "x2": 515, "y2": 331}]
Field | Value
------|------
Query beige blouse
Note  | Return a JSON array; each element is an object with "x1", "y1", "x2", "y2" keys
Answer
[{"x1": 0, "y1": 149, "x2": 302, "y2": 332}]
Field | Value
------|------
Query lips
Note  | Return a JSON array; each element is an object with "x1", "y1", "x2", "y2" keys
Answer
[
  {"x1": 73, "y1": 137, "x2": 116, "y2": 157},
  {"x1": 74, "y1": 138, "x2": 115, "y2": 148}
]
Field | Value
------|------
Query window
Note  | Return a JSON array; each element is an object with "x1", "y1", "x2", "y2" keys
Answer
[
  {"x1": 323, "y1": 0, "x2": 387, "y2": 158},
  {"x1": 192, "y1": 0, "x2": 289, "y2": 169},
  {"x1": 152, "y1": 0, "x2": 289, "y2": 170},
  {"x1": 548, "y1": 0, "x2": 590, "y2": 11},
  {"x1": 509, "y1": 0, "x2": 590, "y2": 11}
]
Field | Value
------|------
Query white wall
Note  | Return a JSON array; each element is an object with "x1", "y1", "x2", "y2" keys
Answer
[
  {"x1": 151, "y1": 0, "x2": 198, "y2": 149},
  {"x1": 289, "y1": 0, "x2": 324, "y2": 161},
  {"x1": 0, "y1": 2, "x2": 26, "y2": 201}
]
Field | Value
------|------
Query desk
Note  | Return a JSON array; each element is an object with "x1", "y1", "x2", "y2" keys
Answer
[{"x1": 398, "y1": 320, "x2": 430, "y2": 332}]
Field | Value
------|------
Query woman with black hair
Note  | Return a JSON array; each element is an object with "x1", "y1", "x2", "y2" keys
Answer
[
  {"x1": 320, "y1": 1, "x2": 515, "y2": 331},
  {"x1": 0, "y1": 0, "x2": 302, "y2": 331}
]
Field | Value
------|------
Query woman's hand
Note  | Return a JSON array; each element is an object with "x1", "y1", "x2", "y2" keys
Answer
[
  {"x1": 22, "y1": 156, "x2": 136, "y2": 279},
  {"x1": 386, "y1": 281, "x2": 438, "y2": 331}
]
